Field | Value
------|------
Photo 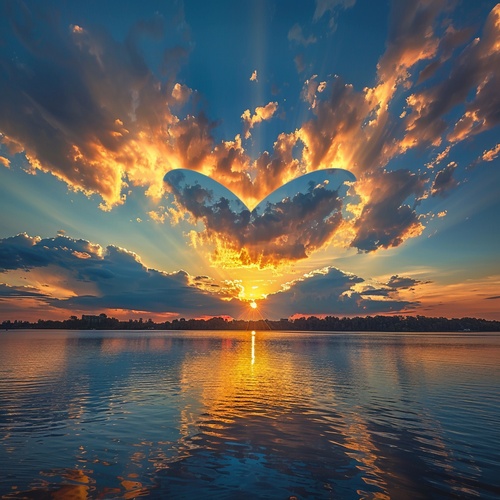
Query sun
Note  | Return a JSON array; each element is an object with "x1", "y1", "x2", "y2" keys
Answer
[{"x1": 250, "y1": 301, "x2": 258, "y2": 309}]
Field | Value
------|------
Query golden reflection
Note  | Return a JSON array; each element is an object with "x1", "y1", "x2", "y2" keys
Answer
[
  {"x1": 51, "y1": 484, "x2": 89, "y2": 500},
  {"x1": 251, "y1": 331, "x2": 255, "y2": 365},
  {"x1": 3, "y1": 332, "x2": 495, "y2": 498},
  {"x1": 44, "y1": 469, "x2": 93, "y2": 500},
  {"x1": 171, "y1": 332, "x2": 493, "y2": 496}
]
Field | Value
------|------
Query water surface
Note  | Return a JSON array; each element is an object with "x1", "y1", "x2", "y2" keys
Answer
[{"x1": 1, "y1": 330, "x2": 499, "y2": 498}]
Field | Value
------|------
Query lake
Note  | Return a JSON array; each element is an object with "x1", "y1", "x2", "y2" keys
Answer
[{"x1": 0, "y1": 330, "x2": 499, "y2": 499}]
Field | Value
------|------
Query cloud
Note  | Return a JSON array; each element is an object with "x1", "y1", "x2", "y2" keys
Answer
[
  {"x1": 386, "y1": 275, "x2": 427, "y2": 289},
  {"x1": 0, "y1": 283, "x2": 50, "y2": 299},
  {"x1": 480, "y1": 143, "x2": 500, "y2": 163},
  {"x1": 250, "y1": 70, "x2": 258, "y2": 82},
  {"x1": 0, "y1": 234, "x2": 241, "y2": 316},
  {"x1": 0, "y1": 156, "x2": 10, "y2": 168},
  {"x1": 416, "y1": 25, "x2": 475, "y2": 84},
  {"x1": 431, "y1": 162, "x2": 458, "y2": 197},
  {"x1": 359, "y1": 0, "x2": 447, "y2": 122},
  {"x1": 301, "y1": 75, "x2": 327, "y2": 109},
  {"x1": 468, "y1": 142, "x2": 500, "y2": 169},
  {"x1": 313, "y1": 0, "x2": 356, "y2": 31},
  {"x1": 294, "y1": 54, "x2": 306, "y2": 73},
  {"x1": 403, "y1": 4, "x2": 500, "y2": 148},
  {"x1": 350, "y1": 170, "x2": 427, "y2": 252},
  {"x1": 288, "y1": 24, "x2": 317, "y2": 46},
  {"x1": 0, "y1": 3, "x2": 200, "y2": 209},
  {"x1": 2, "y1": 2, "x2": 499, "y2": 263},
  {"x1": 263, "y1": 266, "x2": 416, "y2": 318},
  {"x1": 164, "y1": 168, "x2": 355, "y2": 268},
  {"x1": 0, "y1": 233, "x2": 420, "y2": 319},
  {"x1": 241, "y1": 102, "x2": 278, "y2": 139}
]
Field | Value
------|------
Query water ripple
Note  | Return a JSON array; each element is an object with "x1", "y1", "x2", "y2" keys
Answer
[{"x1": 1, "y1": 330, "x2": 499, "y2": 499}]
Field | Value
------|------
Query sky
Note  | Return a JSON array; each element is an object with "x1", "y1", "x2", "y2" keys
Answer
[{"x1": 1, "y1": 0, "x2": 499, "y2": 322}]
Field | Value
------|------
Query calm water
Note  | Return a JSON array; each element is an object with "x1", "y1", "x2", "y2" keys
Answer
[{"x1": 0, "y1": 330, "x2": 499, "y2": 499}]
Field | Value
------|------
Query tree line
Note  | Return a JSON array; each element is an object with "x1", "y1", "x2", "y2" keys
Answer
[{"x1": 2, "y1": 314, "x2": 500, "y2": 332}]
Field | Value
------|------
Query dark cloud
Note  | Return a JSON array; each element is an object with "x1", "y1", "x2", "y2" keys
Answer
[
  {"x1": 0, "y1": 283, "x2": 50, "y2": 298},
  {"x1": 165, "y1": 168, "x2": 355, "y2": 268},
  {"x1": 0, "y1": 233, "x2": 101, "y2": 271},
  {"x1": 0, "y1": 234, "x2": 240, "y2": 316},
  {"x1": 351, "y1": 170, "x2": 427, "y2": 252},
  {"x1": 356, "y1": 275, "x2": 428, "y2": 298},
  {"x1": 431, "y1": 162, "x2": 458, "y2": 197},
  {"x1": 387, "y1": 275, "x2": 427, "y2": 289},
  {"x1": 264, "y1": 267, "x2": 416, "y2": 318}
]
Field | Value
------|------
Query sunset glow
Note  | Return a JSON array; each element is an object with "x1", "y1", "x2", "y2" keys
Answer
[{"x1": 1, "y1": 1, "x2": 499, "y2": 321}]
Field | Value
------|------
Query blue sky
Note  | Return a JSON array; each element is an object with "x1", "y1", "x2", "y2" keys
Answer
[{"x1": 1, "y1": 0, "x2": 499, "y2": 321}]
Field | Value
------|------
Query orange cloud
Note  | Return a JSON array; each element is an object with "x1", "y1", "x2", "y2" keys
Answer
[
  {"x1": 2, "y1": 2, "x2": 499, "y2": 263},
  {"x1": 241, "y1": 102, "x2": 279, "y2": 139},
  {"x1": 481, "y1": 143, "x2": 500, "y2": 162}
]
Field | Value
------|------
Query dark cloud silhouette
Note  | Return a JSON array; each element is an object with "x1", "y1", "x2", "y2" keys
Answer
[
  {"x1": 387, "y1": 275, "x2": 427, "y2": 289},
  {"x1": 0, "y1": 233, "x2": 429, "y2": 318},
  {"x1": 351, "y1": 170, "x2": 427, "y2": 252},
  {"x1": 431, "y1": 162, "x2": 458, "y2": 197},
  {"x1": 264, "y1": 267, "x2": 416, "y2": 318},
  {"x1": 0, "y1": 234, "x2": 240, "y2": 315},
  {"x1": 0, "y1": 283, "x2": 50, "y2": 298}
]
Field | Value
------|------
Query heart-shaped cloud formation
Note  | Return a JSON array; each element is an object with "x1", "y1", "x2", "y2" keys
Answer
[{"x1": 164, "y1": 168, "x2": 356, "y2": 268}]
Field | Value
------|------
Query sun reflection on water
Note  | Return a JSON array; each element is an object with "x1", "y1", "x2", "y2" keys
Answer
[{"x1": 0, "y1": 331, "x2": 499, "y2": 498}]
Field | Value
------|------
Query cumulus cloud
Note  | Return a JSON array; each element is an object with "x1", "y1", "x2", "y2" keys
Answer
[
  {"x1": 263, "y1": 266, "x2": 416, "y2": 318},
  {"x1": 250, "y1": 70, "x2": 258, "y2": 82},
  {"x1": 241, "y1": 102, "x2": 279, "y2": 139},
  {"x1": 0, "y1": 234, "x2": 241, "y2": 316},
  {"x1": 286, "y1": 3, "x2": 500, "y2": 254},
  {"x1": 164, "y1": 168, "x2": 355, "y2": 268},
  {"x1": 160, "y1": 1, "x2": 494, "y2": 258},
  {"x1": 0, "y1": 234, "x2": 424, "y2": 319}
]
